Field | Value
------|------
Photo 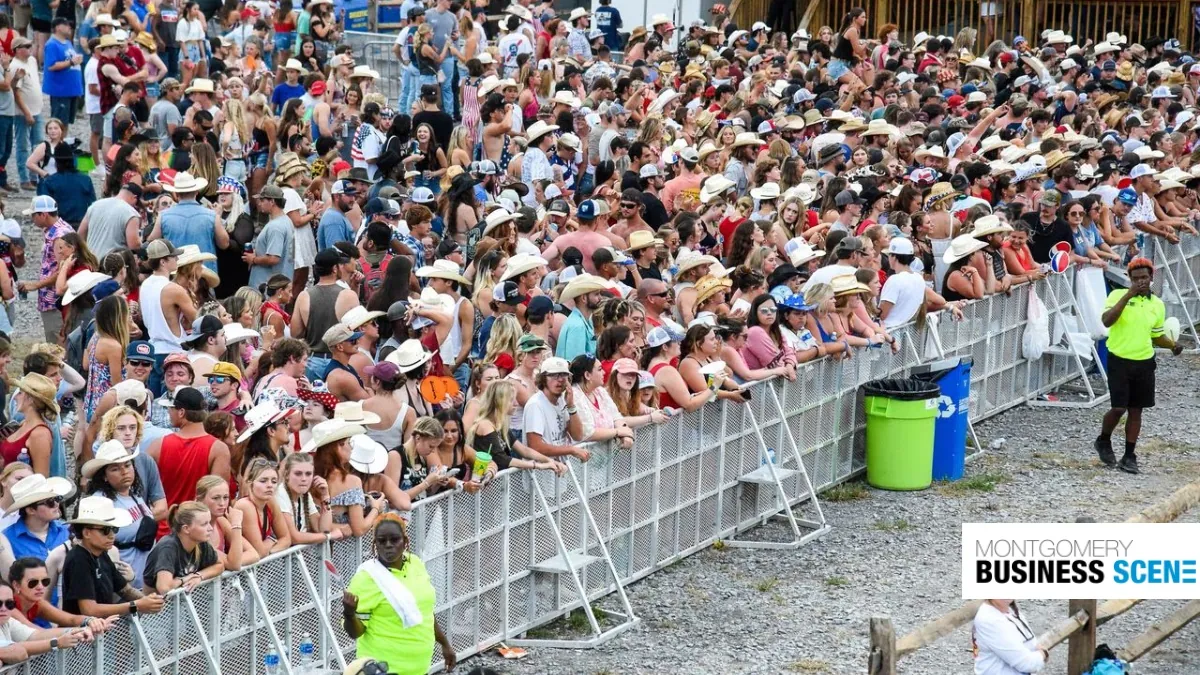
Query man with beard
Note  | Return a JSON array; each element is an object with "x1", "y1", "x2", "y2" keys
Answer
[
  {"x1": 555, "y1": 274, "x2": 610, "y2": 360},
  {"x1": 522, "y1": 356, "x2": 587, "y2": 462}
]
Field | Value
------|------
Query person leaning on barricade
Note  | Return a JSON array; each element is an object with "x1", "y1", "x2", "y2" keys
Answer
[{"x1": 60, "y1": 495, "x2": 166, "y2": 620}]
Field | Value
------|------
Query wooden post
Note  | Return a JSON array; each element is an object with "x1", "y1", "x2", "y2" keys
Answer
[
  {"x1": 1020, "y1": 0, "x2": 1035, "y2": 45},
  {"x1": 873, "y1": 0, "x2": 890, "y2": 31},
  {"x1": 1180, "y1": 0, "x2": 1193, "y2": 53},
  {"x1": 1066, "y1": 600, "x2": 1096, "y2": 675},
  {"x1": 868, "y1": 617, "x2": 897, "y2": 675}
]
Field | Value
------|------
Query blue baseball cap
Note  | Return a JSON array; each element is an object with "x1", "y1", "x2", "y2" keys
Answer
[
  {"x1": 577, "y1": 199, "x2": 608, "y2": 221},
  {"x1": 126, "y1": 341, "x2": 155, "y2": 363},
  {"x1": 1117, "y1": 188, "x2": 1138, "y2": 206}
]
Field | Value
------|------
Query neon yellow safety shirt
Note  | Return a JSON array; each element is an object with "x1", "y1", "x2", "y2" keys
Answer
[
  {"x1": 1104, "y1": 289, "x2": 1165, "y2": 361},
  {"x1": 347, "y1": 553, "x2": 437, "y2": 675}
]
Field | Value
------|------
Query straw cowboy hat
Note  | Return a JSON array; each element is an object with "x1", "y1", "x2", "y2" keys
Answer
[
  {"x1": 978, "y1": 135, "x2": 1011, "y2": 154},
  {"x1": 1043, "y1": 149, "x2": 1074, "y2": 170},
  {"x1": 175, "y1": 244, "x2": 217, "y2": 267},
  {"x1": 697, "y1": 140, "x2": 720, "y2": 160},
  {"x1": 300, "y1": 419, "x2": 365, "y2": 453},
  {"x1": 699, "y1": 175, "x2": 737, "y2": 203},
  {"x1": 560, "y1": 273, "x2": 611, "y2": 301},
  {"x1": 861, "y1": 119, "x2": 899, "y2": 138},
  {"x1": 1000, "y1": 144, "x2": 1033, "y2": 163},
  {"x1": 185, "y1": 78, "x2": 215, "y2": 94},
  {"x1": 830, "y1": 274, "x2": 870, "y2": 296},
  {"x1": 732, "y1": 131, "x2": 765, "y2": 148},
  {"x1": 675, "y1": 251, "x2": 718, "y2": 275},
  {"x1": 236, "y1": 400, "x2": 298, "y2": 443},
  {"x1": 838, "y1": 118, "x2": 868, "y2": 133},
  {"x1": 384, "y1": 339, "x2": 432, "y2": 374},
  {"x1": 68, "y1": 495, "x2": 133, "y2": 528},
  {"x1": 82, "y1": 439, "x2": 141, "y2": 479},
  {"x1": 526, "y1": 121, "x2": 559, "y2": 143},
  {"x1": 62, "y1": 270, "x2": 111, "y2": 305},
  {"x1": 415, "y1": 260, "x2": 470, "y2": 285},
  {"x1": 626, "y1": 231, "x2": 664, "y2": 252},
  {"x1": 750, "y1": 183, "x2": 781, "y2": 201},
  {"x1": 970, "y1": 215, "x2": 1013, "y2": 238},
  {"x1": 501, "y1": 253, "x2": 549, "y2": 281},
  {"x1": 348, "y1": 436, "x2": 389, "y2": 474},
  {"x1": 924, "y1": 182, "x2": 958, "y2": 210},
  {"x1": 942, "y1": 233, "x2": 989, "y2": 264},
  {"x1": 334, "y1": 401, "x2": 382, "y2": 426},
  {"x1": 694, "y1": 275, "x2": 732, "y2": 304},
  {"x1": 914, "y1": 145, "x2": 948, "y2": 161},
  {"x1": 162, "y1": 171, "x2": 209, "y2": 194},
  {"x1": 5, "y1": 473, "x2": 75, "y2": 515}
]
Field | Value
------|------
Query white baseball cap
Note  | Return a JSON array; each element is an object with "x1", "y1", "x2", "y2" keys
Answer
[{"x1": 1129, "y1": 164, "x2": 1155, "y2": 179}]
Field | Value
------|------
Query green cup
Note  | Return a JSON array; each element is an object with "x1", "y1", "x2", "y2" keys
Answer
[{"x1": 472, "y1": 451, "x2": 492, "y2": 482}]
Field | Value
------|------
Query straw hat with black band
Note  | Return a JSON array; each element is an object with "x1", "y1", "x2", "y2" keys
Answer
[{"x1": 5, "y1": 473, "x2": 75, "y2": 515}]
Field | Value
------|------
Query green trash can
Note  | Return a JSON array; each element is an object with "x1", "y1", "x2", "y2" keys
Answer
[{"x1": 863, "y1": 378, "x2": 941, "y2": 491}]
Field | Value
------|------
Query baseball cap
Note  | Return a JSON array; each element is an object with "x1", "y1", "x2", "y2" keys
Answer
[
  {"x1": 1117, "y1": 188, "x2": 1139, "y2": 206},
  {"x1": 492, "y1": 280, "x2": 523, "y2": 305},
  {"x1": 518, "y1": 334, "x2": 548, "y2": 353},
  {"x1": 310, "y1": 80, "x2": 327, "y2": 96},
  {"x1": 184, "y1": 314, "x2": 224, "y2": 343},
  {"x1": 322, "y1": 323, "x2": 363, "y2": 349},
  {"x1": 639, "y1": 164, "x2": 660, "y2": 178},
  {"x1": 1129, "y1": 164, "x2": 1155, "y2": 179},
  {"x1": 205, "y1": 362, "x2": 242, "y2": 382},
  {"x1": 386, "y1": 301, "x2": 409, "y2": 322},
  {"x1": 527, "y1": 295, "x2": 555, "y2": 319},
  {"x1": 540, "y1": 357, "x2": 570, "y2": 375},
  {"x1": 410, "y1": 187, "x2": 435, "y2": 204},
  {"x1": 886, "y1": 238, "x2": 915, "y2": 255},
  {"x1": 331, "y1": 179, "x2": 357, "y2": 195},
  {"x1": 834, "y1": 189, "x2": 865, "y2": 207},
  {"x1": 314, "y1": 247, "x2": 350, "y2": 270},
  {"x1": 548, "y1": 199, "x2": 570, "y2": 215},
  {"x1": 646, "y1": 325, "x2": 683, "y2": 348},
  {"x1": 126, "y1": 341, "x2": 155, "y2": 364},
  {"x1": 1039, "y1": 190, "x2": 1062, "y2": 207},
  {"x1": 146, "y1": 239, "x2": 182, "y2": 260},
  {"x1": 577, "y1": 199, "x2": 603, "y2": 221},
  {"x1": 255, "y1": 184, "x2": 286, "y2": 200},
  {"x1": 164, "y1": 386, "x2": 205, "y2": 411},
  {"x1": 473, "y1": 159, "x2": 498, "y2": 175},
  {"x1": 22, "y1": 195, "x2": 56, "y2": 216}
]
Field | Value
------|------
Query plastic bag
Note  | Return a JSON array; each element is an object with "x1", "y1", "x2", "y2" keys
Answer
[
  {"x1": 1075, "y1": 265, "x2": 1110, "y2": 340},
  {"x1": 1023, "y1": 288, "x2": 1051, "y2": 360}
]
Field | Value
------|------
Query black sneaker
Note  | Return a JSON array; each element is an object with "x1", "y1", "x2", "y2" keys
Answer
[
  {"x1": 1118, "y1": 454, "x2": 1140, "y2": 474},
  {"x1": 1094, "y1": 437, "x2": 1116, "y2": 466}
]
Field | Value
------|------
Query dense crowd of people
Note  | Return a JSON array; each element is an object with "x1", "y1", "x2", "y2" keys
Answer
[{"x1": 0, "y1": 0, "x2": 1184, "y2": 670}]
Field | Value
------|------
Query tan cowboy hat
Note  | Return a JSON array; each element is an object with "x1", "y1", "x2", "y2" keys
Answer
[
  {"x1": 694, "y1": 275, "x2": 731, "y2": 304},
  {"x1": 732, "y1": 131, "x2": 765, "y2": 148},
  {"x1": 838, "y1": 118, "x2": 868, "y2": 133},
  {"x1": 67, "y1": 495, "x2": 133, "y2": 528},
  {"x1": 978, "y1": 135, "x2": 1011, "y2": 154},
  {"x1": 184, "y1": 78, "x2": 216, "y2": 94},
  {"x1": 526, "y1": 121, "x2": 560, "y2": 142},
  {"x1": 924, "y1": 182, "x2": 958, "y2": 210},
  {"x1": 830, "y1": 274, "x2": 870, "y2": 296},
  {"x1": 675, "y1": 251, "x2": 718, "y2": 275},
  {"x1": 914, "y1": 145, "x2": 948, "y2": 160},
  {"x1": 82, "y1": 439, "x2": 141, "y2": 479},
  {"x1": 415, "y1": 260, "x2": 470, "y2": 285},
  {"x1": 697, "y1": 140, "x2": 721, "y2": 160},
  {"x1": 627, "y1": 230, "x2": 664, "y2": 252},
  {"x1": 942, "y1": 233, "x2": 989, "y2": 264},
  {"x1": 97, "y1": 35, "x2": 123, "y2": 49},
  {"x1": 384, "y1": 339, "x2": 433, "y2": 374},
  {"x1": 560, "y1": 273, "x2": 611, "y2": 301},
  {"x1": 162, "y1": 171, "x2": 209, "y2": 193},
  {"x1": 971, "y1": 215, "x2": 1013, "y2": 238},
  {"x1": 334, "y1": 401, "x2": 382, "y2": 426},
  {"x1": 501, "y1": 253, "x2": 548, "y2": 281},
  {"x1": 861, "y1": 119, "x2": 899, "y2": 137},
  {"x1": 300, "y1": 419, "x2": 365, "y2": 453},
  {"x1": 1043, "y1": 149, "x2": 1075, "y2": 170},
  {"x1": 340, "y1": 305, "x2": 387, "y2": 330},
  {"x1": 5, "y1": 473, "x2": 74, "y2": 514},
  {"x1": 175, "y1": 244, "x2": 217, "y2": 267}
]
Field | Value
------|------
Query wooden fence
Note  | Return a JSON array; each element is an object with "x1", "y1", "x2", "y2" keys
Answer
[
  {"x1": 866, "y1": 478, "x2": 1200, "y2": 675},
  {"x1": 734, "y1": 0, "x2": 1197, "y2": 53}
]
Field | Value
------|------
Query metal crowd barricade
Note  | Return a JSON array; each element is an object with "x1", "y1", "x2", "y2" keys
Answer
[{"x1": 0, "y1": 267, "x2": 1150, "y2": 675}]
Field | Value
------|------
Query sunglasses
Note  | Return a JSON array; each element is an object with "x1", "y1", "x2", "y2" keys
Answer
[
  {"x1": 129, "y1": 360, "x2": 153, "y2": 367},
  {"x1": 25, "y1": 578, "x2": 50, "y2": 589},
  {"x1": 88, "y1": 526, "x2": 119, "y2": 536},
  {"x1": 647, "y1": 291, "x2": 670, "y2": 298},
  {"x1": 620, "y1": 202, "x2": 639, "y2": 209},
  {"x1": 35, "y1": 497, "x2": 61, "y2": 508},
  {"x1": 209, "y1": 376, "x2": 231, "y2": 385},
  {"x1": 0, "y1": 600, "x2": 14, "y2": 610},
  {"x1": 1069, "y1": 210, "x2": 1085, "y2": 216},
  {"x1": 758, "y1": 307, "x2": 777, "y2": 314}
]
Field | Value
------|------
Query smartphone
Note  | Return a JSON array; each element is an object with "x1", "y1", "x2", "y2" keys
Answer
[
  {"x1": 445, "y1": 468, "x2": 461, "y2": 477},
  {"x1": 368, "y1": 491, "x2": 383, "y2": 500}
]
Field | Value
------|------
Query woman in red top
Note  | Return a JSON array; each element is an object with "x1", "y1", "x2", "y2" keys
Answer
[
  {"x1": 1, "y1": 373, "x2": 58, "y2": 476},
  {"x1": 535, "y1": 17, "x2": 560, "y2": 61},
  {"x1": 52, "y1": 233, "x2": 99, "y2": 317},
  {"x1": 1002, "y1": 221, "x2": 1039, "y2": 275},
  {"x1": 258, "y1": 274, "x2": 293, "y2": 339},
  {"x1": 642, "y1": 327, "x2": 718, "y2": 413},
  {"x1": 232, "y1": 459, "x2": 291, "y2": 558}
]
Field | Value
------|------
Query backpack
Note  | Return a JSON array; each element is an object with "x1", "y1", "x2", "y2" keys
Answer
[
  {"x1": 65, "y1": 318, "x2": 96, "y2": 376},
  {"x1": 1085, "y1": 644, "x2": 1130, "y2": 675}
]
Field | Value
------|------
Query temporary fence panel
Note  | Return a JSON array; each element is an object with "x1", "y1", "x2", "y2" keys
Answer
[{"x1": 0, "y1": 265, "x2": 1158, "y2": 675}]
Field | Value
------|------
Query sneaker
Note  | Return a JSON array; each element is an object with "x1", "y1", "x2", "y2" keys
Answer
[
  {"x1": 1118, "y1": 454, "x2": 1140, "y2": 474},
  {"x1": 1094, "y1": 437, "x2": 1116, "y2": 466},
  {"x1": 19, "y1": 182, "x2": 35, "y2": 192}
]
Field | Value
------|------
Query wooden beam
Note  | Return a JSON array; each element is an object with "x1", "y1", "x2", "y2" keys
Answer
[
  {"x1": 896, "y1": 600, "x2": 983, "y2": 657},
  {"x1": 1118, "y1": 599, "x2": 1200, "y2": 662},
  {"x1": 1097, "y1": 599, "x2": 1142, "y2": 626},
  {"x1": 1125, "y1": 479, "x2": 1200, "y2": 525},
  {"x1": 797, "y1": 0, "x2": 824, "y2": 33},
  {"x1": 1066, "y1": 600, "x2": 1097, "y2": 675},
  {"x1": 868, "y1": 617, "x2": 896, "y2": 675},
  {"x1": 1036, "y1": 609, "x2": 1088, "y2": 651}
]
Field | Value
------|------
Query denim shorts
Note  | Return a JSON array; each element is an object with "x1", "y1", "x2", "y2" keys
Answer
[
  {"x1": 828, "y1": 58, "x2": 851, "y2": 80},
  {"x1": 273, "y1": 32, "x2": 294, "y2": 52}
]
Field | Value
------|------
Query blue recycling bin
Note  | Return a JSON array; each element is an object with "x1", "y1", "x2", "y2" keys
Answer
[{"x1": 910, "y1": 357, "x2": 972, "y2": 481}]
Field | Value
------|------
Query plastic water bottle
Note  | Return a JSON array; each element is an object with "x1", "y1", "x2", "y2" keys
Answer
[
  {"x1": 763, "y1": 447, "x2": 777, "y2": 465},
  {"x1": 263, "y1": 648, "x2": 280, "y2": 675},
  {"x1": 297, "y1": 633, "x2": 315, "y2": 673}
]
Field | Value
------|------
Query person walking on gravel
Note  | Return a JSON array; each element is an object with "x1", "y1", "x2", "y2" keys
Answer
[{"x1": 1095, "y1": 258, "x2": 1183, "y2": 474}]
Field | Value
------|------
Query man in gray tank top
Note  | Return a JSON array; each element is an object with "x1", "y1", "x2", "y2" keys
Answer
[{"x1": 291, "y1": 248, "x2": 360, "y2": 355}]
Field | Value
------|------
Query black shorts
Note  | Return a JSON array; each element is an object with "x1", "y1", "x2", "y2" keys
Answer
[
  {"x1": 30, "y1": 17, "x2": 51, "y2": 33},
  {"x1": 1107, "y1": 354, "x2": 1156, "y2": 409}
]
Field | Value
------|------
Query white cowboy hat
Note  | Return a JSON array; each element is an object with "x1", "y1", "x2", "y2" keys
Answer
[
  {"x1": 727, "y1": 29, "x2": 748, "y2": 46},
  {"x1": 942, "y1": 233, "x2": 989, "y2": 264},
  {"x1": 861, "y1": 119, "x2": 900, "y2": 137},
  {"x1": 504, "y1": 4, "x2": 532, "y2": 21},
  {"x1": 482, "y1": 208, "x2": 516, "y2": 236},
  {"x1": 699, "y1": 175, "x2": 736, "y2": 203},
  {"x1": 750, "y1": 182, "x2": 781, "y2": 201},
  {"x1": 334, "y1": 400, "x2": 382, "y2": 426},
  {"x1": 567, "y1": 7, "x2": 590, "y2": 22},
  {"x1": 68, "y1": 495, "x2": 133, "y2": 528},
  {"x1": 732, "y1": 131, "x2": 765, "y2": 148},
  {"x1": 385, "y1": 339, "x2": 433, "y2": 373},
  {"x1": 914, "y1": 145, "x2": 948, "y2": 160},
  {"x1": 300, "y1": 419, "x2": 365, "y2": 453},
  {"x1": 82, "y1": 439, "x2": 141, "y2": 479},
  {"x1": 675, "y1": 251, "x2": 719, "y2": 274},
  {"x1": 175, "y1": 244, "x2": 217, "y2": 267},
  {"x1": 784, "y1": 183, "x2": 817, "y2": 204},
  {"x1": 350, "y1": 65, "x2": 380, "y2": 79},
  {"x1": 970, "y1": 215, "x2": 1013, "y2": 238},
  {"x1": 63, "y1": 270, "x2": 112, "y2": 305},
  {"x1": 415, "y1": 260, "x2": 470, "y2": 285},
  {"x1": 236, "y1": 400, "x2": 298, "y2": 443},
  {"x1": 5, "y1": 474, "x2": 75, "y2": 514},
  {"x1": 340, "y1": 306, "x2": 387, "y2": 331},
  {"x1": 162, "y1": 171, "x2": 209, "y2": 194},
  {"x1": 348, "y1": 436, "x2": 389, "y2": 474},
  {"x1": 526, "y1": 121, "x2": 560, "y2": 142},
  {"x1": 788, "y1": 241, "x2": 825, "y2": 266},
  {"x1": 979, "y1": 135, "x2": 1011, "y2": 154},
  {"x1": 184, "y1": 78, "x2": 215, "y2": 94},
  {"x1": 501, "y1": 253, "x2": 549, "y2": 281},
  {"x1": 283, "y1": 58, "x2": 308, "y2": 73},
  {"x1": 649, "y1": 13, "x2": 672, "y2": 27},
  {"x1": 222, "y1": 323, "x2": 260, "y2": 344},
  {"x1": 1045, "y1": 30, "x2": 1072, "y2": 45},
  {"x1": 550, "y1": 90, "x2": 581, "y2": 108},
  {"x1": 93, "y1": 13, "x2": 119, "y2": 27},
  {"x1": 648, "y1": 89, "x2": 680, "y2": 115},
  {"x1": 416, "y1": 286, "x2": 455, "y2": 317}
]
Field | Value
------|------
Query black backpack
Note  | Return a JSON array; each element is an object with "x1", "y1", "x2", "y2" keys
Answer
[{"x1": 65, "y1": 318, "x2": 96, "y2": 376}]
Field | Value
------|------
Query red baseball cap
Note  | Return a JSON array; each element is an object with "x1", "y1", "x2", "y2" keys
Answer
[
  {"x1": 947, "y1": 95, "x2": 964, "y2": 108},
  {"x1": 998, "y1": 52, "x2": 1015, "y2": 65},
  {"x1": 310, "y1": 80, "x2": 327, "y2": 96}
]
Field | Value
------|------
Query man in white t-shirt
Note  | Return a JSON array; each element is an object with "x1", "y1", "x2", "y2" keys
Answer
[
  {"x1": 392, "y1": 9, "x2": 422, "y2": 114},
  {"x1": 497, "y1": 15, "x2": 532, "y2": 79},
  {"x1": 84, "y1": 50, "x2": 102, "y2": 175},
  {"x1": 879, "y1": 238, "x2": 935, "y2": 328},
  {"x1": 522, "y1": 357, "x2": 587, "y2": 462},
  {"x1": 805, "y1": 236, "x2": 863, "y2": 290}
]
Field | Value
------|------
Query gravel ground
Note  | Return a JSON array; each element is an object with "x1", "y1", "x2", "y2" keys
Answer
[{"x1": 465, "y1": 353, "x2": 1200, "y2": 675}]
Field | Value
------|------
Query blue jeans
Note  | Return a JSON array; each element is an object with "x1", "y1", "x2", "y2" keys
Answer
[
  {"x1": 400, "y1": 63, "x2": 418, "y2": 114},
  {"x1": 49, "y1": 97, "x2": 75, "y2": 126},
  {"x1": 14, "y1": 113, "x2": 42, "y2": 183},
  {"x1": 0, "y1": 116, "x2": 15, "y2": 183},
  {"x1": 439, "y1": 56, "x2": 456, "y2": 115},
  {"x1": 166, "y1": 46, "x2": 180, "y2": 78}
]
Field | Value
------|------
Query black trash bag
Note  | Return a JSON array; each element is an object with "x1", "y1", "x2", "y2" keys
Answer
[{"x1": 861, "y1": 378, "x2": 941, "y2": 401}]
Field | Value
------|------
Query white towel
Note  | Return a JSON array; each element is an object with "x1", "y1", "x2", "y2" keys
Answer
[{"x1": 359, "y1": 558, "x2": 424, "y2": 628}]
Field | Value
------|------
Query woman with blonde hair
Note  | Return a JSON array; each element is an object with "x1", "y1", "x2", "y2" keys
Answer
[
  {"x1": 188, "y1": 143, "x2": 222, "y2": 201},
  {"x1": 195, "y1": 475, "x2": 254, "y2": 570},
  {"x1": 83, "y1": 296, "x2": 130, "y2": 425},
  {"x1": 395, "y1": 417, "x2": 455, "y2": 502},
  {"x1": 135, "y1": 133, "x2": 164, "y2": 179},
  {"x1": 466, "y1": 381, "x2": 565, "y2": 474},
  {"x1": 220, "y1": 99, "x2": 250, "y2": 181},
  {"x1": 144, "y1": 501, "x2": 225, "y2": 593},
  {"x1": 447, "y1": 125, "x2": 473, "y2": 169},
  {"x1": 98, "y1": 406, "x2": 167, "y2": 520},
  {"x1": 276, "y1": 452, "x2": 336, "y2": 545},
  {"x1": 802, "y1": 282, "x2": 851, "y2": 359},
  {"x1": 413, "y1": 24, "x2": 446, "y2": 92},
  {"x1": 232, "y1": 458, "x2": 292, "y2": 557}
]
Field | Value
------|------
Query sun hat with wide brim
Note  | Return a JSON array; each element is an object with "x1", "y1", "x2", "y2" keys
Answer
[
  {"x1": 384, "y1": 339, "x2": 433, "y2": 374},
  {"x1": 971, "y1": 215, "x2": 1013, "y2": 238},
  {"x1": 675, "y1": 252, "x2": 718, "y2": 275},
  {"x1": 81, "y1": 439, "x2": 141, "y2": 479},
  {"x1": 830, "y1": 274, "x2": 871, "y2": 296},
  {"x1": 924, "y1": 182, "x2": 958, "y2": 210},
  {"x1": 5, "y1": 473, "x2": 75, "y2": 515},
  {"x1": 560, "y1": 273, "x2": 611, "y2": 301},
  {"x1": 300, "y1": 419, "x2": 365, "y2": 453},
  {"x1": 62, "y1": 270, "x2": 112, "y2": 305},
  {"x1": 15, "y1": 371, "x2": 60, "y2": 417},
  {"x1": 175, "y1": 244, "x2": 217, "y2": 267},
  {"x1": 334, "y1": 400, "x2": 382, "y2": 426},
  {"x1": 943, "y1": 233, "x2": 989, "y2": 264},
  {"x1": 501, "y1": 253, "x2": 549, "y2": 281},
  {"x1": 67, "y1": 495, "x2": 133, "y2": 528},
  {"x1": 348, "y1": 435, "x2": 389, "y2": 474},
  {"x1": 162, "y1": 171, "x2": 209, "y2": 193}
]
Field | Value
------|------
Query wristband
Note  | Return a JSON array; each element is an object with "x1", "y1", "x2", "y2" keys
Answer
[
  {"x1": 50, "y1": 638, "x2": 59, "y2": 651},
  {"x1": 565, "y1": 406, "x2": 577, "y2": 415},
  {"x1": 129, "y1": 601, "x2": 138, "y2": 616}
]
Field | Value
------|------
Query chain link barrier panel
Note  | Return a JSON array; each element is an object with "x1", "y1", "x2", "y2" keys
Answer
[{"x1": 0, "y1": 268, "x2": 1119, "y2": 674}]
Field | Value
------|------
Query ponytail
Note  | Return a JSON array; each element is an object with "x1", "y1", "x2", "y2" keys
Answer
[{"x1": 169, "y1": 500, "x2": 209, "y2": 533}]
